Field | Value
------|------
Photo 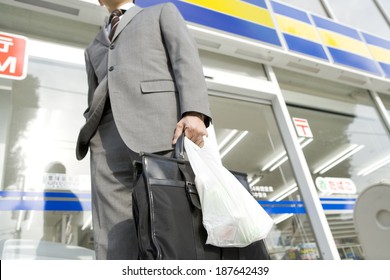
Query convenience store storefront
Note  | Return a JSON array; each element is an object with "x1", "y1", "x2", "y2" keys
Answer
[{"x1": 1, "y1": 0, "x2": 390, "y2": 260}]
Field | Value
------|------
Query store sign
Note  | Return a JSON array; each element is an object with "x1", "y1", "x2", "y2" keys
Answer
[
  {"x1": 0, "y1": 31, "x2": 28, "y2": 80},
  {"x1": 293, "y1": 118, "x2": 313, "y2": 138},
  {"x1": 315, "y1": 177, "x2": 357, "y2": 194},
  {"x1": 138, "y1": 0, "x2": 281, "y2": 46},
  {"x1": 138, "y1": 1, "x2": 389, "y2": 78}
]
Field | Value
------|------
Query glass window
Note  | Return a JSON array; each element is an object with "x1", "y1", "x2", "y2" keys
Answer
[
  {"x1": 379, "y1": 92, "x2": 390, "y2": 116},
  {"x1": 0, "y1": 41, "x2": 93, "y2": 259},
  {"x1": 276, "y1": 0, "x2": 328, "y2": 16},
  {"x1": 377, "y1": 0, "x2": 390, "y2": 22},
  {"x1": 275, "y1": 68, "x2": 390, "y2": 259},
  {"x1": 326, "y1": 0, "x2": 390, "y2": 38},
  {"x1": 209, "y1": 94, "x2": 321, "y2": 260}
]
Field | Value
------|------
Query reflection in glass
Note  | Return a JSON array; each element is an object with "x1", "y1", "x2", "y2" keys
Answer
[
  {"x1": 277, "y1": 68, "x2": 390, "y2": 259},
  {"x1": 209, "y1": 94, "x2": 321, "y2": 259},
  {"x1": 0, "y1": 54, "x2": 93, "y2": 259},
  {"x1": 379, "y1": 92, "x2": 390, "y2": 117}
]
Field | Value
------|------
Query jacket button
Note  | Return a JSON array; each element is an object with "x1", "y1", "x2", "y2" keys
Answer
[
  {"x1": 110, "y1": 44, "x2": 115, "y2": 50},
  {"x1": 109, "y1": 66, "x2": 114, "y2": 71}
]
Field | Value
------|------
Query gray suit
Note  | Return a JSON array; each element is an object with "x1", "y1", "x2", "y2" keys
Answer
[
  {"x1": 77, "y1": 3, "x2": 210, "y2": 159},
  {"x1": 76, "y1": 3, "x2": 211, "y2": 259}
]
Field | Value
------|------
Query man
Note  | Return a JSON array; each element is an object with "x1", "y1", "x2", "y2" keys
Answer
[{"x1": 76, "y1": 0, "x2": 211, "y2": 259}]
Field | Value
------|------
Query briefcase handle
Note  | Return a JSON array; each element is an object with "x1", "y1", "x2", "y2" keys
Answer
[{"x1": 174, "y1": 134, "x2": 185, "y2": 160}]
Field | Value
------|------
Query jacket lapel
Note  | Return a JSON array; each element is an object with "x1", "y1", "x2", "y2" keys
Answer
[
  {"x1": 112, "y1": 6, "x2": 143, "y2": 42},
  {"x1": 95, "y1": 27, "x2": 110, "y2": 47}
]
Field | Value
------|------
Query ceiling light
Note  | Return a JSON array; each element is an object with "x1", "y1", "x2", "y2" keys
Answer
[
  {"x1": 269, "y1": 183, "x2": 298, "y2": 202},
  {"x1": 313, "y1": 144, "x2": 364, "y2": 174},
  {"x1": 274, "y1": 213, "x2": 293, "y2": 225},
  {"x1": 262, "y1": 137, "x2": 313, "y2": 172},
  {"x1": 82, "y1": 214, "x2": 93, "y2": 231},
  {"x1": 218, "y1": 129, "x2": 238, "y2": 150},
  {"x1": 219, "y1": 130, "x2": 248, "y2": 159},
  {"x1": 249, "y1": 177, "x2": 262, "y2": 187},
  {"x1": 269, "y1": 156, "x2": 289, "y2": 172},
  {"x1": 78, "y1": 0, "x2": 100, "y2": 5},
  {"x1": 261, "y1": 150, "x2": 286, "y2": 171},
  {"x1": 15, "y1": 0, "x2": 80, "y2": 15},
  {"x1": 274, "y1": 186, "x2": 298, "y2": 202},
  {"x1": 357, "y1": 154, "x2": 390, "y2": 176}
]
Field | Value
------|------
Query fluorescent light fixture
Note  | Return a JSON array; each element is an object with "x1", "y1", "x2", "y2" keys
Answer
[
  {"x1": 273, "y1": 213, "x2": 293, "y2": 225},
  {"x1": 0, "y1": 85, "x2": 12, "y2": 91},
  {"x1": 269, "y1": 183, "x2": 298, "y2": 202},
  {"x1": 262, "y1": 151, "x2": 285, "y2": 172},
  {"x1": 249, "y1": 177, "x2": 261, "y2": 187},
  {"x1": 15, "y1": 0, "x2": 80, "y2": 15},
  {"x1": 262, "y1": 138, "x2": 313, "y2": 172},
  {"x1": 269, "y1": 156, "x2": 289, "y2": 172},
  {"x1": 78, "y1": 0, "x2": 100, "y2": 5},
  {"x1": 275, "y1": 186, "x2": 298, "y2": 202},
  {"x1": 357, "y1": 154, "x2": 390, "y2": 176},
  {"x1": 313, "y1": 144, "x2": 364, "y2": 174},
  {"x1": 218, "y1": 129, "x2": 238, "y2": 150},
  {"x1": 82, "y1": 214, "x2": 93, "y2": 231},
  {"x1": 219, "y1": 130, "x2": 248, "y2": 159},
  {"x1": 300, "y1": 137, "x2": 313, "y2": 148}
]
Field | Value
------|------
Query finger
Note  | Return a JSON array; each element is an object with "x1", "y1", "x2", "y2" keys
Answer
[{"x1": 172, "y1": 121, "x2": 185, "y2": 144}]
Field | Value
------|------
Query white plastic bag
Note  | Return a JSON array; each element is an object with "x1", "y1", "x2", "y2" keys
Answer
[{"x1": 184, "y1": 137, "x2": 274, "y2": 247}]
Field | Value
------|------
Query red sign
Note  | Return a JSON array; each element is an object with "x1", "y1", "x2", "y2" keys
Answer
[
  {"x1": 0, "y1": 31, "x2": 28, "y2": 80},
  {"x1": 293, "y1": 117, "x2": 313, "y2": 138}
]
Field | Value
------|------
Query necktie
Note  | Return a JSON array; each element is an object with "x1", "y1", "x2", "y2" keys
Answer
[{"x1": 108, "y1": 9, "x2": 123, "y2": 42}]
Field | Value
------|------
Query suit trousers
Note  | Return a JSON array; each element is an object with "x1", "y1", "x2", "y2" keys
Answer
[{"x1": 89, "y1": 106, "x2": 139, "y2": 260}]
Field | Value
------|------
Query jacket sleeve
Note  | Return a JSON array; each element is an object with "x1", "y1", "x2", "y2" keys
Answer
[
  {"x1": 83, "y1": 49, "x2": 98, "y2": 120},
  {"x1": 159, "y1": 2, "x2": 211, "y2": 127}
]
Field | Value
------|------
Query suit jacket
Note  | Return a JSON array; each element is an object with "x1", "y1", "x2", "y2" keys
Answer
[{"x1": 76, "y1": 3, "x2": 211, "y2": 160}]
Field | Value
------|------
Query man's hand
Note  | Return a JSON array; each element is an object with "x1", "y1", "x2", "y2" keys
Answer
[{"x1": 172, "y1": 113, "x2": 208, "y2": 147}]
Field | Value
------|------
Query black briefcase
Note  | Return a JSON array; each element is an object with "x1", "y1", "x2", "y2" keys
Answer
[{"x1": 132, "y1": 137, "x2": 270, "y2": 260}]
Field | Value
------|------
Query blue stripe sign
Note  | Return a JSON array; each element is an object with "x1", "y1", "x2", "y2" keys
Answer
[
  {"x1": 138, "y1": 0, "x2": 282, "y2": 47},
  {"x1": 312, "y1": 15, "x2": 382, "y2": 75},
  {"x1": 0, "y1": 191, "x2": 355, "y2": 214},
  {"x1": 136, "y1": 0, "x2": 390, "y2": 79},
  {"x1": 271, "y1": 1, "x2": 328, "y2": 60}
]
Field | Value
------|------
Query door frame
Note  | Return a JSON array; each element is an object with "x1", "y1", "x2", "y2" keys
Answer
[{"x1": 204, "y1": 64, "x2": 340, "y2": 260}]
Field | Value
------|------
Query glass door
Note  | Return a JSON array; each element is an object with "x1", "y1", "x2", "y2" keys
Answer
[
  {"x1": 208, "y1": 93, "x2": 322, "y2": 260},
  {"x1": 275, "y1": 67, "x2": 390, "y2": 259},
  {"x1": 0, "y1": 40, "x2": 94, "y2": 259}
]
